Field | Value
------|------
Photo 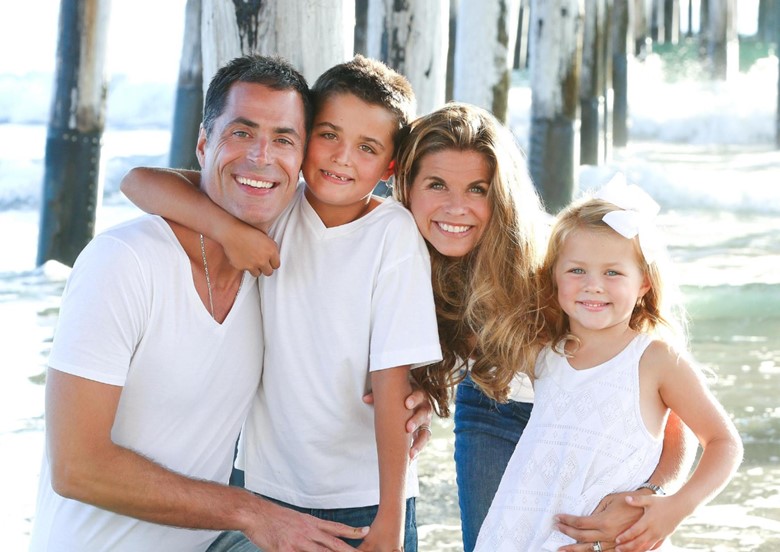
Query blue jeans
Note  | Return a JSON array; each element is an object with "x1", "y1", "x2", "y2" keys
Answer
[
  {"x1": 207, "y1": 496, "x2": 417, "y2": 551},
  {"x1": 453, "y1": 375, "x2": 533, "y2": 552}
]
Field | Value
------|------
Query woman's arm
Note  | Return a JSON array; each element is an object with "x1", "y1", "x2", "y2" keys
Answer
[
  {"x1": 554, "y1": 411, "x2": 696, "y2": 551},
  {"x1": 359, "y1": 366, "x2": 413, "y2": 551},
  {"x1": 120, "y1": 167, "x2": 279, "y2": 276}
]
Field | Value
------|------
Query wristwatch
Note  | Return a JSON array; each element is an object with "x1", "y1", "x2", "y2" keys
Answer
[{"x1": 637, "y1": 481, "x2": 666, "y2": 495}]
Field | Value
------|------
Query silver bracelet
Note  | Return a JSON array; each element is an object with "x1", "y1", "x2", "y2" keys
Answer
[{"x1": 637, "y1": 481, "x2": 666, "y2": 495}]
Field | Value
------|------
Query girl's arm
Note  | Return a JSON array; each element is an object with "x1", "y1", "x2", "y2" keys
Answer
[
  {"x1": 612, "y1": 342, "x2": 743, "y2": 552},
  {"x1": 120, "y1": 167, "x2": 280, "y2": 276},
  {"x1": 555, "y1": 413, "x2": 696, "y2": 551},
  {"x1": 360, "y1": 366, "x2": 413, "y2": 551}
]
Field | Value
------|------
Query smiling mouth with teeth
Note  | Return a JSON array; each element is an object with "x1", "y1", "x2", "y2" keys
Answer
[
  {"x1": 438, "y1": 222, "x2": 470, "y2": 234},
  {"x1": 323, "y1": 170, "x2": 350, "y2": 182},
  {"x1": 237, "y1": 176, "x2": 274, "y2": 189}
]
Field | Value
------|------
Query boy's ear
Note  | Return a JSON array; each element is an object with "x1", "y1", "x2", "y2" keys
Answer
[{"x1": 381, "y1": 159, "x2": 396, "y2": 180}]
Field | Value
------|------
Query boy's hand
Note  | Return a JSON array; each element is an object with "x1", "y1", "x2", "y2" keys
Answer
[
  {"x1": 362, "y1": 387, "x2": 433, "y2": 460},
  {"x1": 219, "y1": 218, "x2": 280, "y2": 276},
  {"x1": 356, "y1": 517, "x2": 404, "y2": 552}
]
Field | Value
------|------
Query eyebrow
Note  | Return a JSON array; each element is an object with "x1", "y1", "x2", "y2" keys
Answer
[
  {"x1": 228, "y1": 117, "x2": 302, "y2": 140},
  {"x1": 423, "y1": 174, "x2": 490, "y2": 187},
  {"x1": 314, "y1": 121, "x2": 387, "y2": 151}
]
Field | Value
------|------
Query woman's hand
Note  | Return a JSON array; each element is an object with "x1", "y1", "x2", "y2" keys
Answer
[
  {"x1": 555, "y1": 490, "x2": 662, "y2": 552},
  {"x1": 362, "y1": 387, "x2": 433, "y2": 460}
]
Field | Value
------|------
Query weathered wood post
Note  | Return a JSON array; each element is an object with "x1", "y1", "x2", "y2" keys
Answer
[
  {"x1": 355, "y1": 0, "x2": 369, "y2": 56},
  {"x1": 37, "y1": 0, "x2": 110, "y2": 267},
  {"x1": 384, "y1": 0, "x2": 449, "y2": 115},
  {"x1": 454, "y1": 0, "x2": 521, "y2": 123},
  {"x1": 633, "y1": 0, "x2": 651, "y2": 56},
  {"x1": 651, "y1": 0, "x2": 665, "y2": 44},
  {"x1": 201, "y1": 0, "x2": 353, "y2": 86},
  {"x1": 513, "y1": 0, "x2": 531, "y2": 70},
  {"x1": 446, "y1": 0, "x2": 457, "y2": 101},
  {"x1": 776, "y1": 14, "x2": 780, "y2": 149},
  {"x1": 663, "y1": 0, "x2": 680, "y2": 44},
  {"x1": 169, "y1": 0, "x2": 203, "y2": 170},
  {"x1": 528, "y1": 0, "x2": 582, "y2": 213},
  {"x1": 758, "y1": 0, "x2": 779, "y2": 43},
  {"x1": 612, "y1": 0, "x2": 630, "y2": 147},
  {"x1": 706, "y1": 0, "x2": 738, "y2": 80},
  {"x1": 580, "y1": 0, "x2": 608, "y2": 165},
  {"x1": 275, "y1": 0, "x2": 354, "y2": 83},
  {"x1": 686, "y1": 0, "x2": 694, "y2": 37}
]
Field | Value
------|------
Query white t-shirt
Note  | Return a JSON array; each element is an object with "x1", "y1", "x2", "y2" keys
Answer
[
  {"x1": 237, "y1": 185, "x2": 442, "y2": 508},
  {"x1": 30, "y1": 216, "x2": 262, "y2": 552}
]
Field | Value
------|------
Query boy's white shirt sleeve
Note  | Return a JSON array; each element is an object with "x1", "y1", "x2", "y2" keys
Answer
[{"x1": 368, "y1": 211, "x2": 442, "y2": 372}]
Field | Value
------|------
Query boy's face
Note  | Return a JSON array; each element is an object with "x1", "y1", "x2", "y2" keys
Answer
[
  {"x1": 302, "y1": 93, "x2": 396, "y2": 224},
  {"x1": 197, "y1": 82, "x2": 306, "y2": 231}
]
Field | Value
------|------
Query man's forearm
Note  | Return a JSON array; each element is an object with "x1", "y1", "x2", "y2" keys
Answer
[{"x1": 51, "y1": 435, "x2": 261, "y2": 533}]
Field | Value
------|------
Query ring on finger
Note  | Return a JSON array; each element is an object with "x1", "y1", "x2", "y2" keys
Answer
[
  {"x1": 416, "y1": 424, "x2": 432, "y2": 436},
  {"x1": 592, "y1": 542, "x2": 603, "y2": 552}
]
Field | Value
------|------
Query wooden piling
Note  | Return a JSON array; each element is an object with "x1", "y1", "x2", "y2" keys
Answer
[
  {"x1": 169, "y1": 0, "x2": 203, "y2": 170},
  {"x1": 37, "y1": 0, "x2": 110, "y2": 267}
]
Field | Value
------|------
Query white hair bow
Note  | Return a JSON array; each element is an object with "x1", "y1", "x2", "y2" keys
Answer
[{"x1": 594, "y1": 174, "x2": 661, "y2": 263}]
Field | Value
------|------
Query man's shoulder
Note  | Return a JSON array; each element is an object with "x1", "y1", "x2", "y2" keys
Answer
[{"x1": 77, "y1": 215, "x2": 177, "y2": 269}]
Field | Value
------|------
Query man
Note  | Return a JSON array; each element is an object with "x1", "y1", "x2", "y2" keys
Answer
[{"x1": 29, "y1": 55, "x2": 377, "y2": 552}]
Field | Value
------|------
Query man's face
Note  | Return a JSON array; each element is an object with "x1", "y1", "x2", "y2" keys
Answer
[{"x1": 196, "y1": 82, "x2": 306, "y2": 231}]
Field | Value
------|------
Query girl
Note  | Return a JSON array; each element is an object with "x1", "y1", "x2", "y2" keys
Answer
[{"x1": 473, "y1": 179, "x2": 743, "y2": 551}]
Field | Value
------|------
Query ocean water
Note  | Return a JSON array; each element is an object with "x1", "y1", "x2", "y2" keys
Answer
[{"x1": 1, "y1": 50, "x2": 779, "y2": 550}]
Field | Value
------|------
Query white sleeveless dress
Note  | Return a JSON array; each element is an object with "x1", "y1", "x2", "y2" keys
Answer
[{"x1": 475, "y1": 333, "x2": 664, "y2": 551}]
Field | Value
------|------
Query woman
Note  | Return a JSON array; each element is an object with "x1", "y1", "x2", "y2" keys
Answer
[{"x1": 392, "y1": 103, "x2": 691, "y2": 552}]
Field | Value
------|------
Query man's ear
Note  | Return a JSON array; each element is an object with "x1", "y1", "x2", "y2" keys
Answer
[
  {"x1": 195, "y1": 125, "x2": 207, "y2": 169},
  {"x1": 381, "y1": 159, "x2": 396, "y2": 181}
]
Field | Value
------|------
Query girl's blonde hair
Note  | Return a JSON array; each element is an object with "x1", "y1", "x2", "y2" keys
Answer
[
  {"x1": 538, "y1": 197, "x2": 688, "y2": 355},
  {"x1": 393, "y1": 102, "x2": 547, "y2": 416}
]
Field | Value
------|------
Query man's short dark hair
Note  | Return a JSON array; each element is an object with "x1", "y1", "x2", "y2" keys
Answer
[{"x1": 202, "y1": 55, "x2": 313, "y2": 137}]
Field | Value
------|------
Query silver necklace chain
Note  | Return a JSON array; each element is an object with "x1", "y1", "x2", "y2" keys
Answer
[
  {"x1": 199, "y1": 233, "x2": 216, "y2": 319},
  {"x1": 199, "y1": 234, "x2": 244, "y2": 321}
]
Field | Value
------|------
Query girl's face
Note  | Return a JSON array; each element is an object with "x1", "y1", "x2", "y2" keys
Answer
[
  {"x1": 554, "y1": 228, "x2": 650, "y2": 337},
  {"x1": 408, "y1": 149, "x2": 493, "y2": 258}
]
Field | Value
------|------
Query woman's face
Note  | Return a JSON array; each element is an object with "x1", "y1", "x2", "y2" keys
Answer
[{"x1": 408, "y1": 149, "x2": 493, "y2": 258}]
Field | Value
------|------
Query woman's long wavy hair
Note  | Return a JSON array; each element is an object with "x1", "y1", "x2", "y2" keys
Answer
[
  {"x1": 393, "y1": 103, "x2": 547, "y2": 417},
  {"x1": 538, "y1": 198, "x2": 688, "y2": 355}
]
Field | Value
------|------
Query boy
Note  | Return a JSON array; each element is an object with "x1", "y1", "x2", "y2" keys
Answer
[{"x1": 122, "y1": 56, "x2": 440, "y2": 551}]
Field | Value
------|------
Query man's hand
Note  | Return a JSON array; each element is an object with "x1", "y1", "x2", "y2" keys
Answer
[
  {"x1": 243, "y1": 501, "x2": 367, "y2": 551},
  {"x1": 362, "y1": 387, "x2": 433, "y2": 460},
  {"x1": 555, "y1": 491, "x2": 659, "y2": 552}
]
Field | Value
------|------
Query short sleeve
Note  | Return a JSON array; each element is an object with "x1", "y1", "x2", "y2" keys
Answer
[
  {"x1": 48, "y1": 234, "x2": 150, "y2": 386},
  {"x1": 368, "y1": 215, "x2": 442, "y2": 371}
]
